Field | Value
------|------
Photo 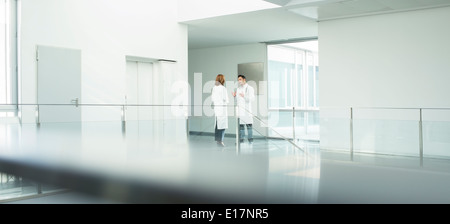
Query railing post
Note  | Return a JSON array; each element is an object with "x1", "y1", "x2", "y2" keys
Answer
[
  {"x1": 37, "y1": 183, "x2": 42, "y2": 194},
  {"x1": 350, "y1": 107, "x2": 353, "y2": 160},
  {"x1": 292, "y1": 107, "x2": 296, "y2": 142},
  {"x1": 36, "y1": 105, "x2": 40, "y2": 127},
  {"x1": 121, "y1": 105, "x2": 126, "y2": 135},
  {"x1": 186, "y1": 116, "x2": 190, "y2": 138},
  {"x1": 419, "y1": 108, "x2": 423, "y2": 167},
  {"x1": 236, "y1": 104, "x2": 240, "y2": 154}
]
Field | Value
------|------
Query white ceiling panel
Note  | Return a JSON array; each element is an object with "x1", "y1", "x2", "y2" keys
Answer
[
  {"x1": 340, "y1": 0, "x2": 388, "y2": 12},
  {"x1": 186, "y1": 0, "x2": 450, "y2": 49},
  {"x1": 183, "y1": 8, "x2": 318, "y2": 49},
  {"x1": 377, "y1": 0, "x2": 450, "y2": 10},
  {"x1": 287, "y1": 0, "x2": 450, "y2": 20}
]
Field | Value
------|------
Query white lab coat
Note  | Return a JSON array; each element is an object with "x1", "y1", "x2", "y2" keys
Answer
[
  {"x1": 211, "y1": 84, "x2": 229, "y2": 129},
  {"x1": 236, "y1": 83, "x2": 255, "y2": 125}
]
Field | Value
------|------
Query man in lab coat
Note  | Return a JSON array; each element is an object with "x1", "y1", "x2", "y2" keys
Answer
[{"x1": 232, "y1": 74, "x2": 255, "y2": 143}]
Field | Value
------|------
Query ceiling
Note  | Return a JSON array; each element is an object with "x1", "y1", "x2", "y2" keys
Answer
[{"x1": 182, "y1": 0, "x2": 450, "y2": 49}]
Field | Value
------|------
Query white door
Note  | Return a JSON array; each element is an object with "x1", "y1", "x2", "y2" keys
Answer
[{"x1": 37, "y1": 45, "x2": 81, "y2": 123}]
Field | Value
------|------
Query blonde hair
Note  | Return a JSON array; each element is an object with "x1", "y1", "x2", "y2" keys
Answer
[{"x1": 216, "y1": 74, "x2": 225, "y2": 86}]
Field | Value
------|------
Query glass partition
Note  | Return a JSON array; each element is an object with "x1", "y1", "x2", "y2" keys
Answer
[
  {"x1": 295, "y1": 110, "x2": 319, "y2": 141},
  {"x1": 423, "y1": 109, "x2": 450, "y2": 158},
  {"x1": 0, "y1": 103, "x2": 192, "y2": 201},
  {"x1": 321, "y1": 107, "x2": 450, "y2": 160},
  {"x1": 0, "y1": 103, "x2": 308, "y2": 202},
  {"x1": 319, "y1": 107, "x2": 351, "y2": 151},
  {"x1": 268, "y1": 109, "x2": 319, "y2": 142},
  {"x1": 268, "y1": 110, "x2": 294, "y2": 139},
  {"x1": 352, "y1": 108, "x2": 420, "y2": 157},
  {"x1": 7, "y1": 105, "x2": 450, "y2": 202}
]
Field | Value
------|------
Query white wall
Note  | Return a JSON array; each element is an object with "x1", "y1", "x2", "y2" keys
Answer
[
  {"x1": 19, "y1": 0, "x2": 188, "y2": 123},
  {"x1": 320, "y1": 7, "x2": 450, "y2": 109},
  {"x1": 188, "y1": 43, "x2": 268, "y2": 136},
  {"x1": 319, "y1": 6, "x2": 450, "y2": 155}
]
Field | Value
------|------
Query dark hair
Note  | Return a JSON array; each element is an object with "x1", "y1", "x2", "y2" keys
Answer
[{"x1": 238, "y1": 74, "x2": 246, "y2": 80}]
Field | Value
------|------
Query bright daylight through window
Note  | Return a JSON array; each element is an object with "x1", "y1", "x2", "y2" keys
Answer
[
  {"x1": 0, "y1": 0, "x2": 9, "y2": 105},
  {"x1": 0, "y1": 0, "x2": 16, "y2": 117},
  {"x1": 267, "y1": 39, "x2": 319, "y2": 141}
]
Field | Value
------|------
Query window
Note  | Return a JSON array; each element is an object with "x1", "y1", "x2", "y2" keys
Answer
[
  {"x1": 0, "y1": 0, "x2": 17, "y2": 117},
  {"x1": 1, "y1": 0, "x2": 8, "y2": 104},
  {"x1": 267, "y1": 39, "x2": 319, "y2": 140},
  {"x1": 268, "y1": 41, "x2": 319, "y2": 110}
]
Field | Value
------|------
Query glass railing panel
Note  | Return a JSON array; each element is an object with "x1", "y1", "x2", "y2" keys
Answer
[
  {"x1": 250, "y1": 109, "x2": 307, "y2": 155},
  {"x1": 0, "y1": 109, "x2": 46, "y2": 200},
  {"x1": 38, "y1": 104, "x2": 82, "y2": 123},
  {"x1": 0, "y1": 104, "x2": 34, "y2": 199},
  {"x1": 0, "y1": 176, "x2": 41, "y2": 201},
  {"x1": 121, "y1": 105, "x2": 189, "y2": 156},
  {"x1": 423, "y1": 109, "x2": 450, "y2": 159},
  {"x1": 80, "y1": 105, "x2": 127, "y2": 167},
  {"x1": 1, "y1": 103, "x2": 311, "y2": 203},
  {"x1": 319, "y1": 107, "x2": 351, "y2": 151},
  {"x1": 249, "y1": 107, "x2": 319, "y2": 203},
  {"x1": 267, "y1": 110, "x2": 294, "y2": 139},
  {"x1": 1, "y1": 104, "x2": 123, "y2": 201},
  {"x1": 186, "y1": 104, "x2": 319, "y2": 203},
  {"x1": 352, "y1": 108, "x2": 419, "y2": 157},
  {"x1": 294, "y1": 110, "x2": 320, "y2": 141},
  {"x1": 187, "y1": 104, "x2": 304, "y2": 152},
  {"x1": 82, "y1": 104, "x2": 122, "y2": 122},
  {"x1": 294, "y1": 110, "x2": 306, "y2": 140},
  {"x1": 307, "y1": 110, "x2": 320, "y2": 140}
]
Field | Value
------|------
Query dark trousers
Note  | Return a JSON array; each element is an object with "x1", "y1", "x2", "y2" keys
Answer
[
  {"x1": 215, "y1": 124, "x2": 225, "y2": 142},
  {"x1": 239, "y1": 124, "x2": 253, "y2": 142}
]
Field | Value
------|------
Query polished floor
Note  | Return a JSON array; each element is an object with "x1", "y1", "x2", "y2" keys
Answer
[{"x1": 2, "y1": 123, "x2": 450, "y2": 204}]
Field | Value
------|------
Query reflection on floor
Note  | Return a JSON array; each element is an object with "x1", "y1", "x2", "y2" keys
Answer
[
  {"x1": 0, "y1": 175, "x2": 67, "y2": 202},
  {"x1": 3, "y1": 190, "x2": 123, "y2": 204},
  {"x1": 2, "y1": 131, "x2": 450, "y2": 204}
]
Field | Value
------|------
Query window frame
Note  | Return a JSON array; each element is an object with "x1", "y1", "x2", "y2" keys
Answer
[
  {"x1": 267, "y1": 43, "x2": 319, "y2": 111},
  {"x1": 0, "y1": 0, "x2": 18, "y2": 116}
]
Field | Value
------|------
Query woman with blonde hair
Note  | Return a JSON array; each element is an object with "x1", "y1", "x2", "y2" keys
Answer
[{"x1": 211, "y1": 74, "x2": 229, "y2": 147}]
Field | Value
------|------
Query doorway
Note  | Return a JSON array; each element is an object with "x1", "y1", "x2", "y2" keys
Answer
[{"x1": 267, "y1": 39, "x2": 319, "y2": 141}]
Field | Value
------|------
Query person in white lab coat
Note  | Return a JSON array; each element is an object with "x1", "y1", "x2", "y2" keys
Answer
[
  {"x1": 232, "y1": 74, "x2": 255, "y2": 143},
  {"x1": 211, "y1": 74, "x2": 229, "y2": 147}
]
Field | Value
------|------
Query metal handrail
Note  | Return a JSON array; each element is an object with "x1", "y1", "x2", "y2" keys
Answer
[
  {"x1": 268, "y1": 108, "x2": 319, "y2": 112},
  {"x1": 0, "y1": 103, "x2": 194, "y2": 107},
  {"x1": 321, "y1": 106, "x2": 450, "y2": 110}
]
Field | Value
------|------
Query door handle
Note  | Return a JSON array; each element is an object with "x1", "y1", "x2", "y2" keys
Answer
[{"x1": 71, "y1": 98, "x2": 79, "y2": 107}]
